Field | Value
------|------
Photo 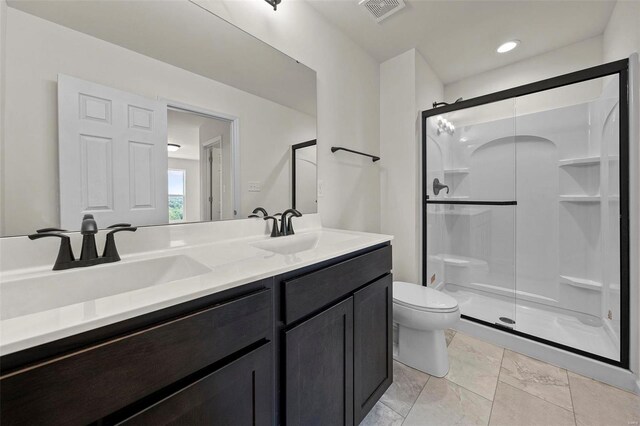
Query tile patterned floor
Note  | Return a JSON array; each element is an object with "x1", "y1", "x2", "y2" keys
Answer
[{"x1": 361, "y1": 330, "x2": 640, "y2": 426}]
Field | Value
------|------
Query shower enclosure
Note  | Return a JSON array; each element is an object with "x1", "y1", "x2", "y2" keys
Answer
[{"x1": 422, "y1": 59, "x2": 631, "y2": 367}]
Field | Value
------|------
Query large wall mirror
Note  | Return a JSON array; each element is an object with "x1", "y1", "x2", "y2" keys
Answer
[{"x1": 0, "y1": 0, "x2": 317, "y2": 237}]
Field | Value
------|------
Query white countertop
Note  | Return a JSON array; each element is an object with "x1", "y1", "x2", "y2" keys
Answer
[{"x1": 0, "y1": 225, "x2": 392, "y2": 356}]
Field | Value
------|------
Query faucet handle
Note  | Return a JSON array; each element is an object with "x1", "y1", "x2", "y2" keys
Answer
[
  {"x1": 102, "y1": 226, "x2": 137, "y2": 261},
  {"x1": 107, "y1": 223, "x2": 131, "y2": 229},
  {"x1": 263, "y1": 216, "x2": 281, "y2": 238},
  {"x1": 81, "y1": 214, "x2": 98, "y2": 235},
  {"x1": 36, "y1": 227, "x2": 68, "y2": 233},
  {"x1": 28, "y1": 232, "x2": 75, "y2": 270}
]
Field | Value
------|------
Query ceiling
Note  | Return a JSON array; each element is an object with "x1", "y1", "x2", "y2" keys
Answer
[{"x1": 306, "y1": 0, "x2": 616, "y2": 84}]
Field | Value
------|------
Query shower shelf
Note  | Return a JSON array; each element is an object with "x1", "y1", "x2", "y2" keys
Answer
[
  {"x1": 444, "y1": 168, "x2": 470, "y2": 174},
  {"x1": 558, "y1": 156, "x2": 600, "y2": 167},
  {"x1": 559, "y1": 195, "x2": 601, "y2": 203},
  {"x1": 560, "y1": 275, "x2": 602, "y2": 291},
  {"x1": 558, "y1": 156, "x2": 619, "y2": 167}
]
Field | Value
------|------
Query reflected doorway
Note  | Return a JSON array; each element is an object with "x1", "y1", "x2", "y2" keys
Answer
[{"x1": 166, "y1": 106, "x2": 238, "y2": 223}]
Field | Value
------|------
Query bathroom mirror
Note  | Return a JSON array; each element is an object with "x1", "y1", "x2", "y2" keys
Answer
[
  {"x1": 291, "y1": 140, "x2": 317, "y2": 214},
  {"x1": 0, "y1": 0, "x2": 317, "y2": 237}
]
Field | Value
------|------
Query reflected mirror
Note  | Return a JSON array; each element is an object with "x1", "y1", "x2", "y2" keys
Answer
[
  {"x1": 0, "y1": 0, "x2": 317, "y2": 237},
  {"x1": 291, "y1": 140, "x2": 317, "y2": 214}
]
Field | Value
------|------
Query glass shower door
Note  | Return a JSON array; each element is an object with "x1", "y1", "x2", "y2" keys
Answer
[
  {"x1": 513, "y1": 75, "x2": 622, "y2": 361},
  {"x1": 424, "y1": 99, "x2": 517, "y2": 327}
]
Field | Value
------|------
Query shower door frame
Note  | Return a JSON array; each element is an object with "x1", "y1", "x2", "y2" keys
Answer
[{"x1": 421, "y1": 58, "x2": 630, "y2": 369}]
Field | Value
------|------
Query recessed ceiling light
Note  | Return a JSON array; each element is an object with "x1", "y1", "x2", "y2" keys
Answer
[
  {"x1": 497, "y1": 40, "x2": 520, "y2": 53},
  {"x1": 167, "y1": 143, "x2": 181, "y2": 152}
]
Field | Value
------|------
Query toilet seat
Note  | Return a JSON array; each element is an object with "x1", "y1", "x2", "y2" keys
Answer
[{"x1": 393, "y1": 281, "x2": 458, "y2": 313}]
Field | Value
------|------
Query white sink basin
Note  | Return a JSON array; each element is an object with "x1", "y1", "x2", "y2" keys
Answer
[
  {"x1": 251, "y1": 231, "x2": 359, "y2": 255},
  {"x1": 0, "y1": 255, "x2": 211, "y2": 320}
]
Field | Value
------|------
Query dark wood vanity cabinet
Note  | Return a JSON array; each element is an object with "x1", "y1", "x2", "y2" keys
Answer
[
  {"x1": 285, "y1": 298, "x2": 355, "y2": 426},
  {"x1": 353, "y1": 274, "x2": 393, "y2": 423},
  {"x1": 281, "y1": 244, "x2": 393, "y2": 426},
  {"x1": 0, "y1": 243, "x2": 392, "y2": 426},
  {"x1": 0, "y1": 284, "x2": 275, "y2": 426}
]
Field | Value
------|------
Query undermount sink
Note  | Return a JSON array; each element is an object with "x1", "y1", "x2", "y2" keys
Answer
[
  {"x1": 250, "y1": 231, "x2": 359, "y2": 255},
  {"x1": 0, "y1": 255, "x2": 211, "y2": 320}
]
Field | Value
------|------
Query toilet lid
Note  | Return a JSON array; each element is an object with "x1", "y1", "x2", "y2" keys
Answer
[{"x1": 393, "y1": 281, "x2": 458, "y2": 312}]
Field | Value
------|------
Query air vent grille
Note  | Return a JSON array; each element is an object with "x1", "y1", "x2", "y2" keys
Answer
[{"x1": 359, "y1": 0, "x2": 406, "y2": 23}]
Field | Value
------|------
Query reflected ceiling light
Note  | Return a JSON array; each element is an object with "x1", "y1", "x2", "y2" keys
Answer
[
  {"x1": 167, "y1": 143, "x2": 181, "y2": 152},
  {"x1": 265, "y1": 0, "x2": 281, "y2": 10},
  {"x1": 497, "y1": 40, "x2": 520, "y2": 53}
]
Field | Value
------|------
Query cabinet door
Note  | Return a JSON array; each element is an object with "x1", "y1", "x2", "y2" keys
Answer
[
  {"x1": 354, "y1": 274, "x2": 393, "y2": 424},
  {"x1": 285, "y1": 298, "x2": 354, "y2": 426},
  {"x1": 118, "y1": 343, "x2": 273, "y2": 426}
]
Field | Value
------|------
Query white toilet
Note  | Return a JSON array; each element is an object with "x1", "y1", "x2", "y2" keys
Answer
[{"x1": 393, "y1": 281, "x2": 460, "y2": 377}]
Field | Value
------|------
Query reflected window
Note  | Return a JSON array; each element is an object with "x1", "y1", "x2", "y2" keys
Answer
[{"x1": 168, "y1": 169, "x2": 186, "y2": 222}]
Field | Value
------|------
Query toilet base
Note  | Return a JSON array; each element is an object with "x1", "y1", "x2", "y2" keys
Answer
[{"x1": 396, "y1": 325, "x2": 449, "y2": 377}]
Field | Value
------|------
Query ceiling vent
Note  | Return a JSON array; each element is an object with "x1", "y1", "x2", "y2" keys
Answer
[{"x1": 359, "y1": 0, "x2": 406, "y2": 23}]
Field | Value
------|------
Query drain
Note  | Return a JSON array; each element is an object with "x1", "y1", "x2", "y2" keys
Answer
[{"x1": 499, "y1": 317, "x2": 516, "y2": 325}]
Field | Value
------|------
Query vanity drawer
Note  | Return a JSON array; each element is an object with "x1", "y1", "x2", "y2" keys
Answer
[
  {"x1": 283, "y1": 245, "x2": 391, "y2": 324},
  {"x1": 0, "y1": 288, "x2": 272, "y2": 426},
  {"x1": 118, "y1": 342, "x2": 273, "y2": 426}
]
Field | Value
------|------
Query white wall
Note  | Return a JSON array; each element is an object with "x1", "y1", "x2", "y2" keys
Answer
[
  {"x1": 380, "y1": 49, "x2": 443, "y2": 282},
  {"x1": 168, "y1": 157, "x2": 200, "y2": 223},
  {"x1": 194, "y1": 0, "x2": 380, "y2": 233},
  {"x1": 603, "y1": 1, "x2": 640, "y2": 63},
  {"x1": 2, "y1": 7, "x2": 315, "y2": 235},
  {"x1": 603, "y1": 0, "x2": 640, "y2": 383}
]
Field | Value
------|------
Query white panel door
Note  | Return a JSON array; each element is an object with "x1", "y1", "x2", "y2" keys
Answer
[{"x1": 58, "y1": 74, "x2": 168, "y2": 229}]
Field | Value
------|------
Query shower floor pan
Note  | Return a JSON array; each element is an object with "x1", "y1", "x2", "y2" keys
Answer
[{"x1": 443, "y1": 283, "x2": 619, "y2": 361}]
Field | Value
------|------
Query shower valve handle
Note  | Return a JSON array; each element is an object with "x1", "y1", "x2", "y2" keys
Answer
[{"x1": 433, "y1": 178, "x2": 449, "y2": 196}]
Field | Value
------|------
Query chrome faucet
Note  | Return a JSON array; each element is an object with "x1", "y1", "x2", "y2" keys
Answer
[{"x1": 29, "y1": 217, "x2": 137, "y2": 270}]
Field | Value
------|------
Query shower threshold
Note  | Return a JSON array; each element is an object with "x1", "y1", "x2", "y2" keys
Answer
[{"x1": 442, "y1": 283, "x2": 619, "y2": 361}]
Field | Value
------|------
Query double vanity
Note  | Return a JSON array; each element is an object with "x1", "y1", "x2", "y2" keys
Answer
[{"x1": 0, "y1": 216, "x2": 393, "y2": 425}]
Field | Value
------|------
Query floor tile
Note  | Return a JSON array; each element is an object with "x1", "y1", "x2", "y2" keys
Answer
[
  {"x1": 445, "y1": 329, "x2": 456, "y2": 346},
  {"x1": 445, "y1": 332, "x2": 504, "y2": 400},
  {"x1": 380, "y1": 360, "x2": 430, "y2": 416},
  {"x1": 569, "y1": 372, "x2": 640, "y2": 426},
  {"x1": 489, "y1": 382, "x2": 575, "y2": 426},
  {"x1": 359, "y1": 401, "x2": 404, "y2": 426},
  {"x1": 499, "y1": 350, "x2": 572, "y2": 411},
  {"x1": 403, "y1": 377, "x2": 493, "y2": 426}
]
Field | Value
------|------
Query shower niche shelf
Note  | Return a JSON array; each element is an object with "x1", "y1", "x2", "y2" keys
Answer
[
  {"x1": 558, "y1": 156, "x2": 619, "y2": 167},
  {"x1": 558, "y1": 156, "x2": 600, "y2": 167},
  {"x1": 444, "y1": 168, "x2": 470, "y2": 174},
  {"x1": 559, "y1": 195, "x2": 601, "y2": 203}
]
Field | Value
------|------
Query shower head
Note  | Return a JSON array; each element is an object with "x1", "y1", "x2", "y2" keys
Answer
[{"x1": 432, "y1": 98, "x2": 464, "y2": 109}]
